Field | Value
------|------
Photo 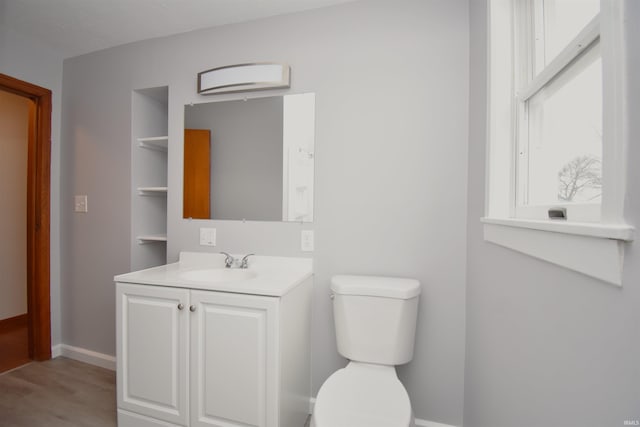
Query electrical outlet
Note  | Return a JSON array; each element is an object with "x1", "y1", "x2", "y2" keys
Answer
[
  {"x1": 301, "y1": 230, "x2": 314, "y2": 252},
  {"x1": 74, "y1": 195, "x2": 88, "y2": 213},
  {"x1": 199, "y1": 228, "x2": 216, "y2": 246}
]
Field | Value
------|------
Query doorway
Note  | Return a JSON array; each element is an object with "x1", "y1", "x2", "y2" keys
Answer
[{"x1": 0, "y1": 73, "x2": 52, "y2": 372}]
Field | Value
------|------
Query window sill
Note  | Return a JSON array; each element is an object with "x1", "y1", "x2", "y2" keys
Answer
[{"x1": 481, "y1": 217, "x2": 635, "y2": 286}]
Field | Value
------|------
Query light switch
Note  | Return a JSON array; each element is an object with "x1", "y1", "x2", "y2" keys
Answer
[
  {"x1": 301, "y1": 230, "x2": 314, "y2": 252},
  {"x1": 74, "y1": 195, "x2": 88, "y2": 213},
  {"x1": 199, "y1": 228, "x2": 216, "y2": 246}
]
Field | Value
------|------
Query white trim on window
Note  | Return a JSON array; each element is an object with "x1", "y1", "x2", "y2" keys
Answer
[
  {"x1": 599, "y1": 0, "x2": 628, "y2": 223},
  {"x1": 485, "y1": 0, "x2": 634, "y2": 286},
  {"x1": 483, "y1": 220, "x2": 627, "y2": 286},
  {"x1": 516, "y1": 16, "x2": 600, "y2": 102},
  {"x1": 482, "y1": 217, "x2": 633, "y2": 241}
]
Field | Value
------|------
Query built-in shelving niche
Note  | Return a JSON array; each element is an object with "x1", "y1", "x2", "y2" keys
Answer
[{"x1": 131, "y1": 86, "x2": 168, "y2": 270}]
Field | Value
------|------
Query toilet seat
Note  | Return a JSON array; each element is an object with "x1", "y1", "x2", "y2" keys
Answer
[{"x1": 313, "y1": 363, "x2": 412, "y2": 427}]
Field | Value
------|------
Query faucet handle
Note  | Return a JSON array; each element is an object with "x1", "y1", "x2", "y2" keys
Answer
[
  {"x1": 240, "y1": 253, "x2": 254, "y2": 269},
  {"x1": 220, "y1": 251, "x2": 234, "y2": 268}
]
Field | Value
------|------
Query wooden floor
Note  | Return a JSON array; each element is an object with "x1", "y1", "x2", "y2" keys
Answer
[{"x1": 0, "y1": 357, "x2": 116, "y2": 427}]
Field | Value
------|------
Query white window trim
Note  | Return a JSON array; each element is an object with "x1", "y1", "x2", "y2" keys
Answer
[{"x1": 485, "y1": 0, "x2": 634, "y2": 286}]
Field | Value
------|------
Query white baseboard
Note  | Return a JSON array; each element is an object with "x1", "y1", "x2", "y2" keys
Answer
[
  {"x1": 414, "y1": 419, "x2": 458, "y2": 427},
  {"x1": 51, "y1": 344, "x2": 62, "y2": 358},
  {"x1": 51, "y1": 344, "x2": 116, "y2": 371},
  {"x1": 308, "y1": 397, "x2": 456, "y2": 427}
]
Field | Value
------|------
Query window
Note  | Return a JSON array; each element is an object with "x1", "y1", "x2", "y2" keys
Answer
[
  {"x1": 484, "y1": 0, "x2": 633, "y2": 285},
  {"x1": 515, "y1": 0, "x2": 602, "y2": 222}
]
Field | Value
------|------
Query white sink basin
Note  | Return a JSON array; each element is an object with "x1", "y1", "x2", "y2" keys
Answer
[
  {"x1": 115, "y1": 252, "x2": 312, "y2": 296},
  {"x1": 180, "y1": 268, "x2": 256, "y2": 283}
]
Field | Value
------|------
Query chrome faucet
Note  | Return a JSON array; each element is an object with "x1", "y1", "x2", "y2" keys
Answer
[
  {"x1": 220, "y1": 252, "x2": 235, "y2": 268},
  {"x1": 220, "y1": 252, "x2": 254, "y2": 269},
  {"x1": 240, "y1": 253, "x2": 254, "y2": 269}
]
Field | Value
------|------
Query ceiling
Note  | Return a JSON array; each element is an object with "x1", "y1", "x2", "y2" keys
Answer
[{"x1": 0, "y1": 0, "x2": 356, "y2": 58}]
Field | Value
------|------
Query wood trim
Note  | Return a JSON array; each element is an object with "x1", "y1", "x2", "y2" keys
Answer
[
  {"x1": 27, "y1": 100, "x2": 37, "y2": 358},
  {"x1": 183, "y1": 129, "x2": 211, "y2": 219},
  {"x1": 0, "y1": 314, "x2": 29, "y2": 333},
  {"x1": 0, "y1": 73, "x2": 52, "y2": 361}
]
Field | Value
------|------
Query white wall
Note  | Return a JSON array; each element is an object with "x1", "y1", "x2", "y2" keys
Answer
[
  {"x1": 464, "y1": 1, "x2": 640, "y2": 425},
  {"x1": 60, "y1": 0, "x2": 469, "y2": 424},
  {"x1": 0, "y1": 23, "x2": 64, "y2": 345},
  {"x1": 0, "y1": 90, "x2": 29, "y2": 320}
]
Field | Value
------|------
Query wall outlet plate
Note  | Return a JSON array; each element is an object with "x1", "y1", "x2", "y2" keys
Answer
[
  {"x1": 301, "y1": 230, "x2": 314, "y2": 252},
  {"x1": 74, "y1": 195, "x2": 88, "y2": 213},
  {"x1": 199, "y1": 228, "x2": 216, "y2": 246}
]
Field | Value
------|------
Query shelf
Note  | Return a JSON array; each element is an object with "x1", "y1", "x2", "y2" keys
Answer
[
  {"x1": 132, "y1": 87, "x2": 169, "y2": 270},
  {"x1": 138, "y1": 187, "x2": 168, "y2": 196},
  {"x1": 137, "y1": 234, "x2": 168, "y2": 244},
  {"x1": 137, "y1": 136, "x2": 168, "y2": 151}
]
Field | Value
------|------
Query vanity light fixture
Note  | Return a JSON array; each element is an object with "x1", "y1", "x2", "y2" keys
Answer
[{"x1": 197, "y1": 62, "x2": 291, "y2": 95}]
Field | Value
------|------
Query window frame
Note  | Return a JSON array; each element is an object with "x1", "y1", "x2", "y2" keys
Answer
[{"x1": 484, "y1": 0, "x2": 634, "y2": 286}]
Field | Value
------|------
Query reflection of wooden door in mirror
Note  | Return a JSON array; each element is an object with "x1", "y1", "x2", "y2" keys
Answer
[{"x1": 184, "y1": 129, "x2": 211, "y2": 219}]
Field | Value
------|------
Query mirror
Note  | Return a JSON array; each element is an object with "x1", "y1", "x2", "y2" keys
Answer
[{"x1": 183, "y1": 93, "x2": 315, "y2": 222}]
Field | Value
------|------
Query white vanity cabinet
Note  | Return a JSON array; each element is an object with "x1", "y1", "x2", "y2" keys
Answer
[{"x1": 115, "y1": 273, "x2": 311, "y2": 427}]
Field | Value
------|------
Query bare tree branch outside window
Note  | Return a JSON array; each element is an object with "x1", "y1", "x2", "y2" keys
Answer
[{"x1": 557, "y1": 155, "x2": 602, "y2": 202}]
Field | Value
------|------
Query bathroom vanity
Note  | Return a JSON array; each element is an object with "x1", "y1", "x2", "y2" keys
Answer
[{"x1": 114, "y1": 252, "x2": 312, "y2": 427}]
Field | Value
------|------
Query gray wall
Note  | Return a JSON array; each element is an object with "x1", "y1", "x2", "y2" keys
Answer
[
  {"x1": 60, "y1": 0, "x2": 468, "y2": 424},
  {"x1": 184, "y1": 97, "x2": 283, "y2": 221},
  {"x1": 0, "y1": 22, "x2": 64, "y2": 346},
  {"x1": 464, "y1": 1, "x2": 640, "y2": 426},
  {"x1": 0, "y1": 90, "x2": 29, "y2": 320}
]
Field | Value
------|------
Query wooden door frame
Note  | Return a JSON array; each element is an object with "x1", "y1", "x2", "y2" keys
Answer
[{"x1": 0, "y1": 73, "x2": 52, "y2": 360}]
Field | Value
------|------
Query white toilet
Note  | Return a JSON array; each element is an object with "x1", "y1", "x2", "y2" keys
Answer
[{"x1": 312, "y1": 275, "x2": 421, "y2": 427}]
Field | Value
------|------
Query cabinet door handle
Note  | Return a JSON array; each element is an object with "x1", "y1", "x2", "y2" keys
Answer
[
  {"x1": 177, "y1": 303, "x2": 184, "y2": 310},
  {"x1": 189, "y1": 305, "x2": 196, "y2": 312}
]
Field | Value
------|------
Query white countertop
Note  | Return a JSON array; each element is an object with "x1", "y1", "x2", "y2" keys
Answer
[{"x1": 114, "y1": 252, "x2": 313, "y2": 297}]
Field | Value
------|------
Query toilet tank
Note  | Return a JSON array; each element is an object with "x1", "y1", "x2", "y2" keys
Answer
[{"x1": 331, "y1": 275, "x2": 421, "y2": 366}]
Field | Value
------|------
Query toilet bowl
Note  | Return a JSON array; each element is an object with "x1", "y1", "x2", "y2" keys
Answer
[
  {"x1": 312, "y1": 362, "x2": 413, "y2": 427},
  {"x1": 312, "y1": 275, "x2": 421, "y2": 427}
]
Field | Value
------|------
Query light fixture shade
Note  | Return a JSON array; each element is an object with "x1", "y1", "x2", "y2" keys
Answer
[{"x1": 197, "y1": 63, "x2": 291, "y2": 95}]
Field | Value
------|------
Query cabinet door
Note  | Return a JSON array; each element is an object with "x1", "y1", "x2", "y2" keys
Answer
[
  {"x1": 116, "y1": 283, "x2": 190, "y2": 426},
  {"x1": 190, "y1": 290, "x2": 279, "y2": 427}
]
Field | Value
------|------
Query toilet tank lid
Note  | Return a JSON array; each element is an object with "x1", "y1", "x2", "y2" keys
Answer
[{"x1": 331, "y1": 275, "x2": 421, "y2": 299}]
